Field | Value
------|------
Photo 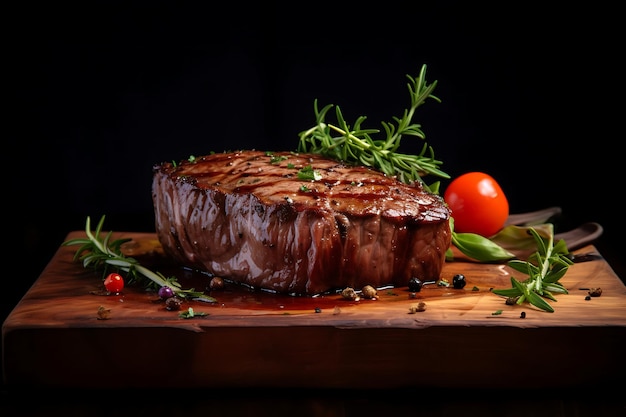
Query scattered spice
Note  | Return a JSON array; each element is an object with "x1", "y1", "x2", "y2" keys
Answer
[
  {"x1": 409, "y1": 302, "x2": 426, "y2": 313},
  {"x1": 361, "y1": 285, "x2": 378, "y2": 299},
  {"x1": 341, "y1": 287, "x2": 359, "y2": 301},
  {"x1": 97, "y1": 305, "x2": 111, "y2": 320},
  {"x1": 165, "y1": 296, "x2": 184, "y2": 311},
  {"x1": 209, "y1": 277, "x2": 224, "y2": 291},
  {"x1": 505, "y1": 297, "x2": 518, "y2": 305},
  {"x1": 588, "y1": 287, "x2": 603, "y2": 297}
]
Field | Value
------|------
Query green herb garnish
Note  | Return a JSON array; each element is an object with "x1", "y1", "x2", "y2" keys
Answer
[
  {"x1": 492, "y1": 226, "x2": 573, "y2": 313},
  {"x1": 270, "y1": 154, "x2": 288, "y2": 164},
  {"x1": 179, "y1": 307, "x2": 208, "y2": 319},
  {"x1": 297, "y1": 165, "x2": 322, "y2": 181},
  {"x1": 63, "y1": 215, "x2": 210, "y2": 300},
  {"x1": 297, "y1": 64, "x2": 449, "y2": 189}
]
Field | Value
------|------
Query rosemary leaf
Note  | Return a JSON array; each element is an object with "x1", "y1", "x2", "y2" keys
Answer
[{"x1": 525, "y1": 291, "x2": 555, "y2": 313}]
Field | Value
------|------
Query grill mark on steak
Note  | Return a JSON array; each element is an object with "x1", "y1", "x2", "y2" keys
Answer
[{"x1": 152, "y1": 150, "x2": 452, "y2": 295}]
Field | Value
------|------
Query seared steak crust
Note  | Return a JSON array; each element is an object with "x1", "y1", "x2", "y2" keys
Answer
[{"x1": 152, "y1": 150, "x2": 451, "y2": 295}]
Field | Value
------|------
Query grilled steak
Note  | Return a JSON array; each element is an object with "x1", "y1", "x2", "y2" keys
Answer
[{"x1": 152, "y1": 150, "x2": 452, "y2": 295}]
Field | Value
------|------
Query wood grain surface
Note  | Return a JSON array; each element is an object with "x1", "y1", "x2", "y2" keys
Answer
[{"x1": 3, "y1": 231, "x2": 625, "y2": 389}]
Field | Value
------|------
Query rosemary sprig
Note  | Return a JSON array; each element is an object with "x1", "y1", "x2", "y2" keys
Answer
[
  {"x1": 297, "y1": 64, "x2": 449, "y2": 190},
  {"x1": 63, "y1": 215, "x2": 207, "y2": 300},
  {"x1": 492, "y1": 226, "x2": 573, "y2": 313}
]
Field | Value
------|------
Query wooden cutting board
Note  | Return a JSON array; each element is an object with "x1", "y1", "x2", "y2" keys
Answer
[{"x1": 3, "y1": 231, "x2": 626, "y2": 389}]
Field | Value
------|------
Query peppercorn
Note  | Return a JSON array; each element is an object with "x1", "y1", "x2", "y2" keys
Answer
[
  {"x1": 408, "y1": 277, "x2": 423, "y2": 292},
  {"x1": 588, "y1": 287, "x2": 603, "y2": 297},
  {"x1": 452, "y1": 274, "x2": 466, "y2": 289},
  {"x1": 361, "y1": 285, "x2": 377, "y2": 299},
  {"x1": 341, "y1": 287, "x2": 358, "y2": 300},
  {"x1": 165, "y1": 296, "x2": 184, "y2": 311},
  {"x1": 209, "y1": 277, "x2": 224, "y2": 290},
  {"x1": 97, "y1": 306, "x2": 112, "y2": 320},
  {"x1": 408, "y1": 301, "x2": 427, "y2": 313}
]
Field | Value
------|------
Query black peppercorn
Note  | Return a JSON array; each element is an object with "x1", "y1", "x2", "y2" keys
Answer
[
  {"x1": 452, "y1": 274, "x2": 466, "y2": 289},
  {"x1": 408, "y1": 277, "x2": 423, "y2": 292}
]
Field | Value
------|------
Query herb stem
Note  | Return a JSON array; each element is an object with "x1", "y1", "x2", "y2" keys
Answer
[
  {"x1": 492, "y1": 226, "x2": 573, "y2": 312},
  {"x1": 64, "y1": 216, "x2": 207, "y2": 300},
  {"x1": 298, "y1": 64, "x2": 448, "y2": 188}
]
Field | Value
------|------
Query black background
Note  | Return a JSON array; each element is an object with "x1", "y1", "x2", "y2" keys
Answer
[{"x1": 4, "y1": 0, "x2": 625, "y2": 408}]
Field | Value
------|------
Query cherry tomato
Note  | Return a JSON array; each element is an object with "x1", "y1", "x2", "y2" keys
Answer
[
  {"x1": 443, "y1": 172, "x2": 509, "y2": 238},
  {"x1": 104, "y1": 272, "x2": 125, "y2": 293}
]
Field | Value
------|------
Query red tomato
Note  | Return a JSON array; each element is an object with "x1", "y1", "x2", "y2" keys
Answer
[
  {"x1": 443, "y1": 172, "x2": 509, "y2": 237},
  {"x1": 104, "y1": 272, "x2": 125, "y2": 293}
]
